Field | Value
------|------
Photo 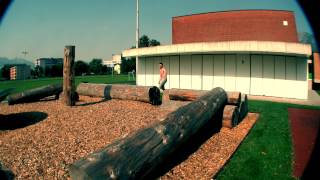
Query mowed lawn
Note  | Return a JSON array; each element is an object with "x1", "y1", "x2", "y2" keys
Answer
[
  {"x1": 0, "y1": 75, "x2": 135, "y2": 93},
  {"x1": 1, "y1": 76, "x2": 320, "y2": 179},
  {"x1": 217, "y1": 101, "x2": 320, "y2": 180}
]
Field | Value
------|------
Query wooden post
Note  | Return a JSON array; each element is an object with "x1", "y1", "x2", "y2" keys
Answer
[{"x1": 63, "y1": 46, "x2": 75, "y2": 106}]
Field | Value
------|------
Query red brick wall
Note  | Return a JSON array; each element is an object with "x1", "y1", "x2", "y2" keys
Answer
[
  {"x1": 172, "y1": 10, "x2": 299, "y2": 44},
  {"x1": 314, "y1": 53, "x2": 320, "y2": 82}
]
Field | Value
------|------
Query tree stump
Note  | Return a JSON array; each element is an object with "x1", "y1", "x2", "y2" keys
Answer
[
  {"x1": 222, "y1": 105, "x2": 239, "y2": 129},
  {"x1": 62, "y1": 45, "x2": 76, "y2": 106},
  {"x1": 69, "y1": 87, "x2": 228, "y2": 179}
]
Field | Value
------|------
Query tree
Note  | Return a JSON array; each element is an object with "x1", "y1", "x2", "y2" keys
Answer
[
  {"x1": 89, "y1": 59, "x2": 103, "y2": 74},
  {"x1": 121, "y1": 57, "x2": 136, "y2": 74},
  {"x1": 0, "y1": 64, "x2": 13, "y2": 80},
  {"x1": 139, "y1": 35, "x2": 150, "y2": 47},
  {"x1": 149, "y1": 39, "x2": 160, "y2": 46},
  {"x1": 298, "y1": 32, "x2": 319, "y2": 52},
  {"x1": 34, "y1": 66, "x2": 44, "y2": 77},
  {"x1": 75, "y1": 60, "x2": 89, "y2": 76},
  {"x1": 50, "y1": 64, "x2": 63, "y2": 77}
]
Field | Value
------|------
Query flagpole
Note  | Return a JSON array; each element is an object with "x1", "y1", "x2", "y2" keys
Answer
[{"x1": 135, "y1": 0, "x2": 139, "y2": 84}]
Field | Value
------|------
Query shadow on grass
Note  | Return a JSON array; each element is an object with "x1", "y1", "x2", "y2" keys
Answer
[
  {"x1": 0, "y1": 112, "x2": 47, "y2": 130},
  {"x1": 142, "y1": 106, "x2": 224, "y2": 179}
]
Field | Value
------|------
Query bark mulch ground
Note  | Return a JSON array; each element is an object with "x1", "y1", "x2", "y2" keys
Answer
[
  {"x1": 288, "y1": 108, "x2": 320, "y2": 179},
  {"x1": 0, "y1": 96, "x2": 258, "y2": 179}
]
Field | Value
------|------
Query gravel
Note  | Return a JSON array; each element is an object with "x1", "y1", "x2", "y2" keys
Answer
[{"x1": 0, "y1": 96, "x2": 258, "y2": 179}]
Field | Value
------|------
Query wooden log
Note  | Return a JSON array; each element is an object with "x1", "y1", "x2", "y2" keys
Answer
[
  {"x1": 238, "y1": 94, "x2": 249, "y2": 121},
  {"x1": 226, "y1": 91, "x2": 241, "y2": 105},
  {"x1": 0, "y1": 88, "x2": 14, "y2": 102},
  {"x1": 62, "y1": 45, "x2": 76, "y2": 106},
  {"x1": 7, "y1": 84, "x2": 62, "y2": 105},
  {"x1": 168, "y1": 89, "x2": 206, "y2": 101},
  {"x1": 222, "y1": 105, "x2": 239, "y2": 129},
  {"x1": 168, "y1": 88, "x2": 240, "y2": 105},
  {"x1": 76, "y1": 83, "x2": 161, "y2": 105},
  {"x1": 69, "y1": 87, "x2": 228, "y2": 179}
]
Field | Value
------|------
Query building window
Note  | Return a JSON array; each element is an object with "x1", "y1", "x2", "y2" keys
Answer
[{"x1": 283, "y1": 20, "x2": 288, "y2": 26}]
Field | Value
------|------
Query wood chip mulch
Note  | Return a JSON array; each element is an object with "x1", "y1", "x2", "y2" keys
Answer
[{"x1": 0, "y1": 96, "x2": 258, "y2": 179}]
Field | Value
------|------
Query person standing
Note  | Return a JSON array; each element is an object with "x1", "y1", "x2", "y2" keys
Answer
[{"x1": 158, "y1": 62, "x2": 167, "y2": 91}]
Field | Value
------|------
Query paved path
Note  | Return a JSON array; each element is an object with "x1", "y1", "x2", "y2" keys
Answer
[
  {"x1": 288, "y1": 108, "x2": 320, "y2": 179},
  {"x1": 248, "y1": 90, "x2": 320, "y2": 106}
]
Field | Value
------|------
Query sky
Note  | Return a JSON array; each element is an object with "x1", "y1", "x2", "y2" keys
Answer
[{"x1": 0, "y1": 0, "x2": 313, "y2": 62}]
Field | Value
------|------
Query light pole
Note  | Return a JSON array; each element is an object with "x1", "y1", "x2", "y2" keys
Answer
[{"x1": 136, "y1": 0, "x2": 139, "y2": 83}]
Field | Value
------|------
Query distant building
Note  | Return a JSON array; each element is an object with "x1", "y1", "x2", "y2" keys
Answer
[
  {"x1": 103, "y1": 54, "x2": 122, "y2": 74},
  {"x1": 10, "y1": 64, "x2": 31, "y2": 80},
  {"x1": 35, "y1": 58, "x2": 63, "y2": 69}
]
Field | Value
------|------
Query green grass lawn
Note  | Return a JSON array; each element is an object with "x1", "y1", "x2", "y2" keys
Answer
[
  {"x1": 217, "y1": 100, "x2": 320, "y2": 180},
  {"x1": 0, "y1": 75, "x2": 135, "y2": 93}
]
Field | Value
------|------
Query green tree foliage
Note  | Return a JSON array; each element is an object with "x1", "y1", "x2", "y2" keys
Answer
[
  {"x1": 89, "y1": 59, "x2": 103, "y2": 74},
  {"x1": 0, "y1": 64, "x2": 14, "y2": 80},
  {"x1": 34, "y1": 66, "x2": 44, "y2": 77},
  {"x1": 44, "y1": 65, "x2": 63, "y2": 77},
  {"x1": 299, "y1": 32, "x2": 318, "y2": 52},
  {"x1": 149, "y1": 39, "x2": 161, "y2": 46},
  {"x1": 122, "y1": 35, "x2": 161, "y2": 74},
  {"x1": 75, "y1": 60, "x2": 89, "y2": 76},
  {"x1": 121, "y1": 58, "x2": 136, "y2": 74}
]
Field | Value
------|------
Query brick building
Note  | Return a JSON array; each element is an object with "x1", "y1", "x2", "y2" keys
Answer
[
  {"x1": 172, "y1": 10, "x2": 299, "y2": 44},
  {"x1": 122, "y1": 10, "x2": 312, "y2": 99},
  {"x1": 10, "y1": 64, "x2": 31, "y2": 80}
]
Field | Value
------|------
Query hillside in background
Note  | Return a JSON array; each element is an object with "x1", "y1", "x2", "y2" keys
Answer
[{"x1": 0, "y1": 57, "x2": 34, "y2": 68}]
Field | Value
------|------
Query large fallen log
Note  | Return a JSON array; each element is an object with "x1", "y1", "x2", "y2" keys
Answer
[
  {"x1": 76, "y1": 83, "x2": 161, "y2": 105},
  {"x1": 69, "y1": 87, "x2": 228, "y2": 179},
  {"x1": 7, "y1": 84, "x2": 62, "y2": 105},
  {"x1": 0, "y1": 88, "x2": 14, "y2": 102},
  {"x1": 168, "y1": 88, "x2": 241, "y2": 105},
  {"x1": 238, "y1": 94, "x2": 248, "y2": 121},
  {"x1": 222, "y1": 105, "x2": 239, "y2": 129}
]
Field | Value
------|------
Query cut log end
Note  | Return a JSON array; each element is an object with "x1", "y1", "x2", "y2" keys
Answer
[
  {"x1": 222, "y1": 105, "x2": 239, "y2": 129},
  {"x1": 238, "y1": 94, "x2": 248, "y2": 121},
  {"x1": 226, "y1": 91, "x2": 241, "y2": 105}
]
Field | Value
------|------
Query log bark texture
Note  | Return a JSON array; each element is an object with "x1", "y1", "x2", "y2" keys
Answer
[
  {"x1": 7, "y1": 84, "x2": 62, "y2": 105},
  {"x1": 0, "y1": 88, "x2": 13, "y2": 102},
  {"x1": 222, "y1": 105, "x2": 239, "y2": 129},
  {"x1": 76, "y1": 83, "x2": 161, "y2": 105},
  {"x1": 62, "y1": 45, "x2": 76, "y2": 106},
  {"x1": 168, "y1": 88, "x2": 240, "y2": 105},
  {"x1": 238, "y1": 94, "x2": 248, "y2": 121},
  {"x1": 69, "y1": 87, "x2": 227, "y2": 180}
]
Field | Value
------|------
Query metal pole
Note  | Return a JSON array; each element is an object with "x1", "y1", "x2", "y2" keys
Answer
[{"x1": 136, "y1": 0, "x2": 139, "y2": 84}]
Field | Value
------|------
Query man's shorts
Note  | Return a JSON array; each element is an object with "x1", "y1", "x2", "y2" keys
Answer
[{"x1": 159, "y1": 79, "x2": 167, "y2": 90}]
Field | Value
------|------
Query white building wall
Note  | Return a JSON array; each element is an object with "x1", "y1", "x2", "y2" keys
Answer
[
  {"x1": 191, "y1": 55, "x2": 202, "y2": 90},
  {"x1": 236, "y1": 54, "x2": 250, "y2": 94},
  {"x1": 145, "y1": 57, "x2": 154, "y2": 86},
  {"x1": 250, "y1": 55, "x2": 263, "y2": 95},
  {"x1": 137, "y1": 57, "x2": 146, "y2": 86},
  {"x1": 224, "y1": 55, "x2": 236, "y2": 91},
  {"x1": 170, "y1": 56, "x2": 180, "y2": 88},
  {"x1": 180, "y1": 55, "x2": 192, "y2": 89},
  {"x1": 136, "y1": 54, "x2": 308, "y2": 99},
  {"x1": 213, "y1": 55, "x2": 225, "y2": 89},
  {"x1": 202, "y1": 55, "x2": 214, "y2": 90}
]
